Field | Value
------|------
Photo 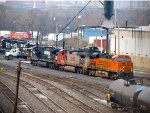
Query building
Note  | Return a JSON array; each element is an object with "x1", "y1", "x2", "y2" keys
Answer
[
  {"x1": 114, "y1": 1, "x2": 150, "y2": 9},
  {"x1": 110, "y1": 25, "x2": 150, "y2": 70},
  {"x1": 0, "y1": 31, "x2": 11, "y2": 38}
]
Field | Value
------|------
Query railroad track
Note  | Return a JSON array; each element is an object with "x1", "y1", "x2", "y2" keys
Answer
[
  {"x1": 1, "y1": 73, "x2": 69, "y2": 113},
  {"x1": 4, "y1": 65, "x2": 108, "y2": 100},
  {"x1": 3, "y1": 71, "x2": 102, "y2": 113},
  {"x1": 1, "y1": 62, "x2": 124, "y2": 113},
  {"x1": 3, "y1": 63, "x2": 109, "y2": 100},
  {"x1": 4, "y1": 65, "x2": 109, "y2": 93},
  {"x1": 0, "y1": 80, "x2": 34, "y2": 113},
  {"x1": 2, "y1": 68, "x2": 117, "y2": 113},
  {"x1": 22, "y1": 71, "x2": 107, "y2": 99},
  {"x1": 29, "y1": 70, "x2": 109, "y2": 92}
]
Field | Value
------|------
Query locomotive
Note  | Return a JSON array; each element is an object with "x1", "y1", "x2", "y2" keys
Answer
[
  {"x1": 31, "y1": 46, "x2": 60, "y2": 68},
  {"x1": 109, "y1": 79, "x2": 150, "y2": 113},
  {"x1": 30, "y1": 46, "x2": 133, "y2": 79}
]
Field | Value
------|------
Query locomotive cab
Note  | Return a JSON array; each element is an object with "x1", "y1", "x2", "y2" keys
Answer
[{"x1": 112, "y1": 55, "x2": 133, "y2": 79}]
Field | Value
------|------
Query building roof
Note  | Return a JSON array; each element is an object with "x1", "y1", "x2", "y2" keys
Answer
[
  {"x1": 139, "y1": 25, "x2": 150, "y2": 32},
  {"x1": 114, "y1": 25, "x2": 150, "y2": 32}
]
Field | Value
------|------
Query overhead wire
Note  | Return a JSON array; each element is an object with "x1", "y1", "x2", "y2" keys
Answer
[{"x1": 57, "y1": 0, "x2": 91, "y2": 36}]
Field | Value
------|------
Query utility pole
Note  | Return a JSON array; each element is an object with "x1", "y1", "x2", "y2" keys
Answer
[
  {"x1": 95, "y1": 28, "x2": 98, "y2": 47},
  {"x1": 56, "y1": 34, "x2": 58, "y2": 47},
  {"x1": 106, "y1": 28, "x2": 109, "y2": 54},
  {"x1": 115, "y1": 35, "x2": 116, "y2": 54},
  {"x1": 117, "y1": 25, "x2": 120, "y2": 54},
  {"x1": 77, "y1": 15, "x2": 81, "y2": 49},
  {"x1": 63, "y1": 33, "x2": 65, "y2": 49},
  {"x1": 54, "y1": 17, "x2": 58, "y2": 48},
  {"x1": 36, "y1": 31, "x2": 39, "y2": 48},
  {"x1": 13, "y1": 61, "x2": 22, "y2": 113}
]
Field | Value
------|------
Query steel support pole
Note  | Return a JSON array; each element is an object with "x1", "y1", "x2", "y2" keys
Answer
[
  {"x1": 77, "y1": 18, "x2": 79, "y2": 49},
  {"x1": 56, "y1": 35, "x2": 58, "y2": 47},
  {"x1": 13, "y1": 61, "x2": 21, "y2": 113},
  {"x1": 118, "y1": 26, "x2": 120, "y2": 54},
  {"x1": 63, "y1": 33, "x2": 65, "y2": 49},
  {"x1": 106, "y1": 28, "x2": 109, "y2": 54},
  {"x1": 115, "y1": 35, "x2": 116, "y2": 54}
]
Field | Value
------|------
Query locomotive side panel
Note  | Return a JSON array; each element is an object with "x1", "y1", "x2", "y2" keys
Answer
[{"x1": 67, "y1": 52, "x2": 80, "y2": 66}]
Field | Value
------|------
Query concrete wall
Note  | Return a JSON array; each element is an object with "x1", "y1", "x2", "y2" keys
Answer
[{"x1": 131, "y1": 56, "x2": 150, "y2": 71}]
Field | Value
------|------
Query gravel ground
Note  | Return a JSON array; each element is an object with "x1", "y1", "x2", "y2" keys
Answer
[
  {"x1": 0, "y1": 62, "x2": 121, "y2": 113},
  {"x1": 0, "y1": 91, "x2": 14, "y2": 113},
  {"x1": 0, "y1": 108, "x2": 3, "y2": 113},
  {"x1": 0, "y1": 75, "x2": 53, "y2": 113},
  {"x1": 0, "y1": 55, "x2": 149, "y2": 113},
  {"x1": 4, "y1": 70, "x2": 116, "y2": 113},
  {"x1": 0, "y1": 58, "x2": 112, "y2": 86}
]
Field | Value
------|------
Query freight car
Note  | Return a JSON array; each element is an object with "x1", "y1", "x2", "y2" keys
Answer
[
  {"x1": 56, "y1": 47, "x2": 133, "y2": 79},
  {"x1": 109, "y1": 79, "x2": 150, "y2": 113}
]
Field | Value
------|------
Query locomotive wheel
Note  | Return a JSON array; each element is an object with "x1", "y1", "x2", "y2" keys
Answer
[
  {"x1": 122, "y1": 108, "x2": 128, "y2": 112},
  {"x1": 31, "y1": 61, "x2": 37, "y2": 66},
  {"x1": 49, "y1": 63, "x2": 52, "y2": 69},
  {"x1": 34, "y1": 61, "x2": 38, "y2": 66},
  {"x1": 49, "y1": 63, "x2": 55, "y2": 69},
  {"x1": 108, "y1": 73, "x2": 112, "y2": 79},
  {"x1": 75, "y1": 68, "x2": 82, "y2": 74},
  {"x1": 89, "y1": 71, "x2": 92, "y2": 76},
  {"x1": 88, "y1": 71, "x2": 91, "y2": 75},
  {"x1": 79, "y1": 68, "x2": 83, "y2": 74},
  {"x1": 59, "y1": 66, "x2": 64, "y2": 71},
  {"x1": 55, "y1": 65, "x2": 60, "y2": 70},
  {"x1": 46, "y1": 62, "x2": 49, "y2": 68},
  {"x1": 89, "y1": 71, "x2": 96, "y2": 76},
  {"x1": 83, "y1": 70, "x2": 89, "y2": 75},
  {"x1": 74, "y1": 67, "x2": 77, "y2": 73},
  {"x1": 112, "y1": 74, "x2": 118, "y2": 80},
  {"x1": 77, "y1": 69, "x2": 80, "y2": 74},
  {"x1": 93, "y1": 71, "x2": 96, "y2": 76}
]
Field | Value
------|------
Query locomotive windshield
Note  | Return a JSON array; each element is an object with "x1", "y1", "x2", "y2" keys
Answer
[{"x1": 117, "y1": 57, "x2": 131, "y2": 62}]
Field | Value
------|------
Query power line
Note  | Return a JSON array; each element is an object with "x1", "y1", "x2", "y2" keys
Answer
[{"x1": 57, "y1": 0, "x2": 91, "y2": 36}]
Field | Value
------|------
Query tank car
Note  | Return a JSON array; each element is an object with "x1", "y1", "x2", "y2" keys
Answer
[{"x1": 109, "y1": 79, "x2": 150, "y2": 113}]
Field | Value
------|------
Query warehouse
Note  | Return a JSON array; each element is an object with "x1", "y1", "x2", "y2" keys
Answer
[{"x1": 110, "y1": 25, "x2": 150, "y2": 70}]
